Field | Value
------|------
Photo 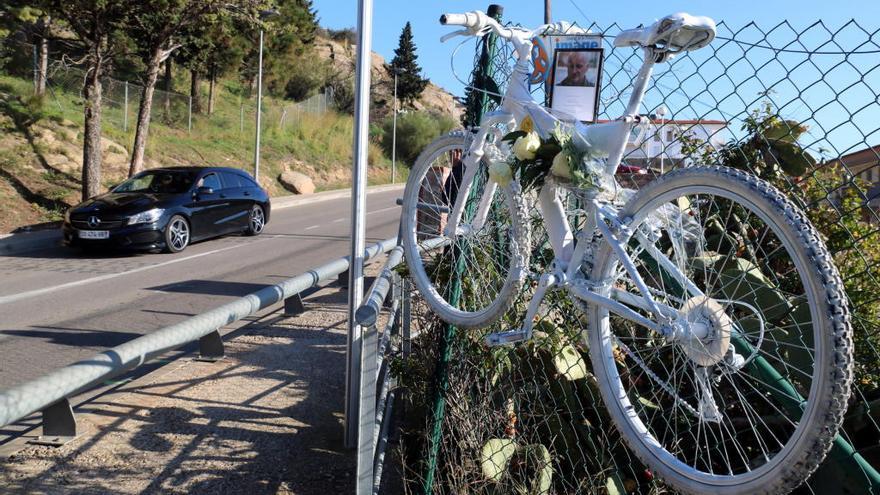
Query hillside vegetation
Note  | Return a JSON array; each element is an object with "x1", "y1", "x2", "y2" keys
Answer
[{"x1": 0, "y1": 31, "x2": 462, "y2": 233}]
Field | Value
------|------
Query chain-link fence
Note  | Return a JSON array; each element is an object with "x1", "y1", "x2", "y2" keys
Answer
[
  {"x1": 240, "y1": 88, "x2": 335, "y2": 135},
  {"x1": 2, "y1": 40, "x2": 336, "y2": 140},
  {"x1": 39, "y1": 58, "x2": 192, "y2": 132},
  {"x1": 395, "y1": 10, "x2": 880, "y2": 495}
]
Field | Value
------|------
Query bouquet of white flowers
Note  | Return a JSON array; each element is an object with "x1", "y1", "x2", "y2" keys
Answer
[{"x1": 488, "y1": 116, "x2": 606, "y2": 194}]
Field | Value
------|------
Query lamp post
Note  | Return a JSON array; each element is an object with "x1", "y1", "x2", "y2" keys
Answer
[
  {"x1": 657, "y1": 104, "x2": 668, "y2": 174},
  {"x1": 254, "y1": 8, "x2": 280, "y2": 182},
  {"x1": 391, "y1": 66, "x2": 401, "y2": 183}
]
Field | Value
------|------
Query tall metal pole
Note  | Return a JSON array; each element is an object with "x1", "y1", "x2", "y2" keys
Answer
[
  {"x1": 350, "y1": 1, "x2": 378, "y2": 493},
  {"x1": 32, "y1": 44, "x2": 38, "y2": 94},
  {"x1": 187, "y1": 96, "x2": 192, "y2": 133},
  {"x1": 544, "y1": 0, "x2": 551, "y2": 23},
  {"x1": 254, "y1": 28, "x2": 265, "y2": 182},
  {"x1": 391, "y1": 70, "x2": 398, "y2": 183},
  {"x1": 346, "y1": 0, "x2": 373, "y2": 458},
  {"x1": 123, "y1": 81, "x2": 129, "y2": 132}
]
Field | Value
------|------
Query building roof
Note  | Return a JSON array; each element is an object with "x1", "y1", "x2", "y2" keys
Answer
[
  {"x1": 650, "y1": 119, "x2": 728, "y2": 125},
  {"x1": 823, "y1": 144, "x2": 880, "y2": 175},
  {"x1": 837, "y1": 144, "x2": 880, "y2": 167},
  {"x1": 595, "y1": 119, "x2": 727, "y2": 126}
]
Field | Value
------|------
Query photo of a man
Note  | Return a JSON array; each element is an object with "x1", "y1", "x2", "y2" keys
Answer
[
  {"x1": 549, "y1": 48, "x2": 603, "y2": 122},
  {"x1": 557, "y1": 52, "x2": 598, "y2": 87}
]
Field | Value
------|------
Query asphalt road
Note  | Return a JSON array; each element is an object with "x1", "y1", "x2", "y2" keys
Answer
[{"x1": 0, "y1": 187, "x2": 403, "y2": 389}]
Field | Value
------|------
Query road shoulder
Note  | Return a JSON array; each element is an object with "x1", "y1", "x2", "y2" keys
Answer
[{"x1": 0, "y1": 275, "x2": 379, "y2": 494}]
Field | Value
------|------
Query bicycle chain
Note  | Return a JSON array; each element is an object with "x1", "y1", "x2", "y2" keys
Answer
[{"x1": 614, "y1": 337, "x2": 701, "y2": 418}]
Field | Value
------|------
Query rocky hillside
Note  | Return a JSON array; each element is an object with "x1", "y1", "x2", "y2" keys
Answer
[{"x1": 313, "y1": 35, "x2": 462, "y2": 120}]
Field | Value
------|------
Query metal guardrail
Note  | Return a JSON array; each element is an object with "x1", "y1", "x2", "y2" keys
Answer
[
  {"x1": 356, "y1": 246, "x2": 404, "y2": 327},
  {"x1": 0, "y1": 236, "x2": 398, "y2": 443},
  {"x1": 354, "y1": 246, "x2": 410, "y2": 494}
]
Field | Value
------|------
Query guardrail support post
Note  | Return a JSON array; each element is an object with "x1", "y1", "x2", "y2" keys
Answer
[
  {"x1": 401, "y1": 277, "x2": 412, "y2": 358},
  {"x1": 197, "y1": 330, "x2": 224, "y2": 361},
  {"x1": 284, "y1": 293, "x2": 306, "y2": 316},
  {"x1": 33, "y1": 398, "x2": 79, "y2": 446},
  {"x1": 391, "y1": 274, "x2": 401, "y2": 334}
]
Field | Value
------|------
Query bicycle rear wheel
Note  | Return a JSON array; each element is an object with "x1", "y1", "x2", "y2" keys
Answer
[
  {"x1": 401, "y1": 131, "x2": 529, "y2": 328},
  {"x1": 587, "y1": 166, "x2": 852, "y2": 494}
]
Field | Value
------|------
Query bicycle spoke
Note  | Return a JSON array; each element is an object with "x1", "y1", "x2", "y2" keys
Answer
[{"x1": 589, "y1": 174, "x2": 843, "y2": 482}]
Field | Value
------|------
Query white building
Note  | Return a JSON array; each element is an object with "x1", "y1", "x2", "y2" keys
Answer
[{"x1": 615, "y1": 119, "x2": 729, "y2": 170}]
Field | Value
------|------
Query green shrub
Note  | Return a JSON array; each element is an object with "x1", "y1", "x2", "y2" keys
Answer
[
  {"x1": 326, "y1": 74, "x2": 355, "y2": 114},
  {"x1": 369, "y1": 122, "x2": 385, "y2": 143},
  {"x1": 798, "y1": 167, "x2": 880, "y2": 390},
  {"x1": 283, "y1": 56, "x2": 332, "y2": 102},
  {"x1": 380, "y1": 111, "x2": 458, "y2": 167}
]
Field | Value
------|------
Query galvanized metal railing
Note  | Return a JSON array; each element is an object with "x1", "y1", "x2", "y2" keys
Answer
[
  {"x1": 354, "y1": 244, "x2": 411, "y2": 494},
  {"x1": 0, "y1": 236, "x2": 398, "y2": 444}
]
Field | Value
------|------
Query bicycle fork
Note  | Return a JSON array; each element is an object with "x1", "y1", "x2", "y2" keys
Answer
[{"x1": 443, "y1": 115, "x2": 513, "y2": 239}]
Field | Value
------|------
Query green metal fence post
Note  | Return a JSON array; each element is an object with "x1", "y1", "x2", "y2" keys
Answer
[
  {"x1": 421, "y1": 5, "x2": 504, "y2": 494},
  {"x1": 731, "y1": 337, "x2": 880, "y2": 492}
]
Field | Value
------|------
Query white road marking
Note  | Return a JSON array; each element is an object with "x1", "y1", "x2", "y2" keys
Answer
[
  {"x1": 333, "y1": 218, "x2": 345, "y2": 223},
  {"x1": 366, "y1": 206, "x2": 400, "y2": 216},
  {"x1": 304, "y1": 225, "x2": 319, "y2": 231},
  {"x1": 0, "y1": 242, "x2": 261, "y2": 306}
]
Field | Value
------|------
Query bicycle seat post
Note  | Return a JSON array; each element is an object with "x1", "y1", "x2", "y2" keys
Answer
[{"x1": 603, "y1": 48, "x2": 657, "y2": 176}]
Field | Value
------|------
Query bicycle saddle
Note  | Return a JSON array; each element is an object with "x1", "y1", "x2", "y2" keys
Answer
[{"x1": 615, "y1": 13, "x2": 716, "y2": 52}]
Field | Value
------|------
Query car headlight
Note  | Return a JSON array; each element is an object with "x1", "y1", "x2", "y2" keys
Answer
[{"x1": 127, "y1": 208, "x2": 165, "y2": 225}]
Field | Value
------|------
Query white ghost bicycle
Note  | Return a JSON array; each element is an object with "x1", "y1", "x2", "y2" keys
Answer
[{"x1": 400, "y1": 9, "x2": 853, "y2": 495}]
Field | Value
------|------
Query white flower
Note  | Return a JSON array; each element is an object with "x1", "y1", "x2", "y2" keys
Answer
[
  {"x1": 550, "y1": 152, "x2": 572, "y2": 179},
  {"x1": 513, "y1": 131, "x2": 540, "y2": 161},
  {"x1": 488, "y1": 160, "x2": 513, "y2": 187}
]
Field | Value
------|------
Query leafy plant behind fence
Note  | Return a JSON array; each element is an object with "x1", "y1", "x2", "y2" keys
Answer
[{"x1": 395, "y1": 15, "x2": 880, "y2": 495}]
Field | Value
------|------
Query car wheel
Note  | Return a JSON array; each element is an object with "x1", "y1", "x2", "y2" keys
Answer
[
  {"x1": 246, "y1": 204, "x2": 265, "y2": 236},
  {"x1": 164, "y1": 215, "x2": 190, "y2": 253}
]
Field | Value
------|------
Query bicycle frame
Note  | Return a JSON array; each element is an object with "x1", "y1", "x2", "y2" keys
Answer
[{"x1": 442, "y1": 40, "x2": 682, "y2": 342}]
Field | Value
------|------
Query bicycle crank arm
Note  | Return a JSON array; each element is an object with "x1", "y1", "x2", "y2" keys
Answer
[
  {"x1": 486, "y1": 272, "x2": 557, "y2": 347},
  {"x1": 486, "y1": 329, "x2": 530, "y2": 346}
]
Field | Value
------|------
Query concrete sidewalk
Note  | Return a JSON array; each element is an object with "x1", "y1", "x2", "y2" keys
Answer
[{"x1": 0, "y1": 273, "x2": 386, "y2": 494}]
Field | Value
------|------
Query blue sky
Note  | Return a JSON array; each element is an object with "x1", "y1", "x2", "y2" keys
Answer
[
  {"x1": 312, "y1": 1, "x2": 879, "y2": 95},
  {"x1": 311, "y1": 1, "x2": 880, "y2": 154}
]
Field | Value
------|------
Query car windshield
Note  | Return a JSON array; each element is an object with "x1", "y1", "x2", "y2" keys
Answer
[{"x1": 113, "y1": 170, "x2": 196, "y2": 194}]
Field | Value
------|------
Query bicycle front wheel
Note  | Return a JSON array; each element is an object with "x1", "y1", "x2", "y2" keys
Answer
[
  {"x1": 401, "y1": 131, "x2": 529, "y2": 328},
  {"x1": 587, "y1": 166, "x2": 852, "y2": 494}
]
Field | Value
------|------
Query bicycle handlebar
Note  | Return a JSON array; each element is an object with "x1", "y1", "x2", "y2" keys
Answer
[
  {"x1": 439, "y1": 10, "x2": 548, "y2": 59},
  {"x1": 439, "y1": 13, "x2": 472, "y2": 27}
]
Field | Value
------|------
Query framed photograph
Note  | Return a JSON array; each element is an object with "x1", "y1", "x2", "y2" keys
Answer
[{"x1": 548, "y1": 48, "x2": 603, "y2": 123}]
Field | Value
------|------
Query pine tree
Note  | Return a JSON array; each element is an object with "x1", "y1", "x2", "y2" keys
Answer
[
  {"x1": 390, "y1": 22, "x2": 428, "y2": 106},
  {"x1": 460, "y1": 66, "x2": 482, "y2": 128}
]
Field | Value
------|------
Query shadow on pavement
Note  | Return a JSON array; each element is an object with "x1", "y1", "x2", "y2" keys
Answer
[
  {"x1": 147, "y1": 279, "x2": 273, "y2": 298},
  {"x1": 0, "y1": 285, "x2": 358, "y2": 494},
  {"x1": 0, "y1": 327, "x2": 142, "y2": 348}
]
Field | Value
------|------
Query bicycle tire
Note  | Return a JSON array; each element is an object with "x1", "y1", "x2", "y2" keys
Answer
[
  {"x1": 586, "y1": 166, "x2": 853, "y2": 494},
  {"x1": 401, "y1": 131, "x2": 530, "y2": 328}
]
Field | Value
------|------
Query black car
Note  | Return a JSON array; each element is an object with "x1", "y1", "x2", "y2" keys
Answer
[{"x1": 63, "y1": 167, "x2": 271, "y2": 253}]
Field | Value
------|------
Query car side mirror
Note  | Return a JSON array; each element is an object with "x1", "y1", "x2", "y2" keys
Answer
[{"x1": 195, "y1": 186, "x2": 213, "y2": 196}]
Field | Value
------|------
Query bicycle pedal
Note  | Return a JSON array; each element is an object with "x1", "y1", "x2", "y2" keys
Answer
[{"x1": 485, "y1": 330, "x2": 528, "y2": 346}]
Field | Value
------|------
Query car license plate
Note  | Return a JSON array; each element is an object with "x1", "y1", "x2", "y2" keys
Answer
[{"x1": 78, "y1": 230, "x2": 110, "y2": 240}]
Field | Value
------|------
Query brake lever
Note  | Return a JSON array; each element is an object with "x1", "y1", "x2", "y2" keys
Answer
[
  {"x1": 440, "y1": 30, "x2": 468, "y2": 42},
  {"x1": 441, "y1": 26, "x2": 493, "y2": 43}
]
